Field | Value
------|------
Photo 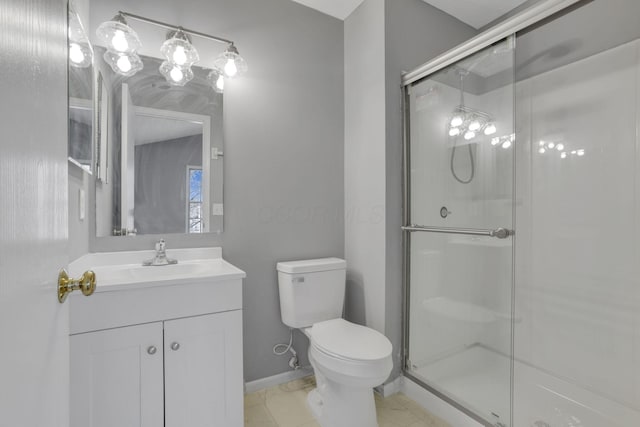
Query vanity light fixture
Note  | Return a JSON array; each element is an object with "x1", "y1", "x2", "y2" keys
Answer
[
  {"x1": 213, "y1": 44, "x2": 248, "y2": 78},
  {"x1": 68, "y1": 6, "x2": 93, "y2": 68},
  {"x1": 96, "y1": 13, "x2": 143, "y2": 76},
  {"x1": 160, "y1": 29, "x2": 199, "y2": 86},
  {"x1": 96, "y1": 11, "x2": 247, "y2": 89}
]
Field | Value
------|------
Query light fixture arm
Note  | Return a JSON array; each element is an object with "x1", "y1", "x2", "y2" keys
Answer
[{"x1": 118, "y1": 11, "x2": 235, "y2": 46}]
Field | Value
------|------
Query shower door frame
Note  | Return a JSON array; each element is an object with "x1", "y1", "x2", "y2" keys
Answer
[{"x1": 400, "y1": 1, "x2": 584, "y2": 426}]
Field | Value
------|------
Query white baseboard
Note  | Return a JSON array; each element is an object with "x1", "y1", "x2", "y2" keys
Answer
[
  {"x1": 376, "y1": 375, "x2": 403, "y2": 397},
  {"x1": 400, "y1": 376, "x2": 484, "y2": 427},
  {"x1": 244, "y1": 367, "x2": 314, "y2": 394}
]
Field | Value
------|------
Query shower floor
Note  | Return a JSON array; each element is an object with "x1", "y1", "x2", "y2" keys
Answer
[{"x1": 411, "y1": 345, "x2": 639, "y2": 427}]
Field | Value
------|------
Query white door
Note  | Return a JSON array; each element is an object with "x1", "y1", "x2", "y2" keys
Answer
[
  {"x1": 0, "y1": 0, "x2": 69, "y2": 426},
  {"x1": 164, "y1": 311, "x2": 244, "y2": 427},
  {"x1": 70, "y1": 323, "x2": 165, "y2": 427},
  {"x1": 121, "y1": 83, "x2": 136, "y2": 232}
]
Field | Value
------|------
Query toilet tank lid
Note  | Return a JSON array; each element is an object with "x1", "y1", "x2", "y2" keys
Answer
[{"x1": 277, "y1": 258, "x2": 346, "y2": 274}]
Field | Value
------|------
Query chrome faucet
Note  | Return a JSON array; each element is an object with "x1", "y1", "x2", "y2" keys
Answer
[{"x1": 143, "y1": 239, "x2": 178, "y2": 266}]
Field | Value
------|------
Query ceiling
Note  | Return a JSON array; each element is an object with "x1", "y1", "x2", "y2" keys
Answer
[
  {"x1": 289, "y1": 0, "x2": 531, "y2": 29},
  {"x1": 134, "y1": 115, "x2": 203, "y2": 146}
]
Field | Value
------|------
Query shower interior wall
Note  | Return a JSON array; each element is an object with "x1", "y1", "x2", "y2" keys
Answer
[{"x1": 407, "y1": 1, "x2": 640, "y2": 424}]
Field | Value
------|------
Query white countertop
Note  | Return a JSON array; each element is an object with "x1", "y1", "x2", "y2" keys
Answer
[{"x1": 69, "y1": 247, "x2": 246, "y2": 293}]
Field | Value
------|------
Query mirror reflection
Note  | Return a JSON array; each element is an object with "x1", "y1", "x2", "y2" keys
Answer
[
  {"x1": 94, "y1": 50, "x2": 224, "y2": 237},
  {"x1": 68, "y1": 5, "x2": 94, "y2": 173}
]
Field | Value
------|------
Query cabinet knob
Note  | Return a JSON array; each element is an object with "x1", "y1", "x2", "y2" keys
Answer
[
  {"x1": 170, "y1": 342, "x2": 180, "y2": 351},
  {"x1": 147, "y1": 346, "x2": 157, "y2": 355}
]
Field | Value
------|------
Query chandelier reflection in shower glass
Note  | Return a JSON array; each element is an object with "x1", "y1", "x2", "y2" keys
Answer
[
  {"x1": 95, "y1": 11, "x2": 248, "y2": 92},
  {"x1": 448, "y1": 69, "x2": 497, "y2": 184}
]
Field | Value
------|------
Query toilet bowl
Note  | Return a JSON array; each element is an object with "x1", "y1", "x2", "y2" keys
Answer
[
  {"x1": 303, "y1": 319, "x2": 392, "y2": 427},
  {"x1": 276, "y1": 258, "x2": 393, "y2": 427}
]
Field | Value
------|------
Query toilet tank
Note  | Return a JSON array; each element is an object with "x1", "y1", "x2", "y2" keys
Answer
[{"x1": 277, "y1": 258, "x2": 347, "y2": 329}]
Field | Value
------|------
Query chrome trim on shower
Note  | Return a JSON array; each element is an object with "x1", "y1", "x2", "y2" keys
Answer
[
  {"x1": 401, "y1": 0, "x2": 583, "y2": 87},
  {"x1": 401, "y1": 225, "x2": 513, "y2": 239}
]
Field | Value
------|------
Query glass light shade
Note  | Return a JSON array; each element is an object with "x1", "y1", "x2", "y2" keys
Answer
[
  {"x1": 468, "y1": 120, "x2": 481, "y2": 131},
  {"x1": 538, "y1": 147, "x2": 546, "y2": 154},
  {"x1": 159, "y1": 61, "x2": 194, "y2": 86},
  {"x1": 96, "y1": 18, "x2": 141, "y2": 54},
  {"x1": 449, "y1": 127, "x2": 460, "y2": 137},
  {"x1": 207, "y1": 69, "x2": 225, "y2": 93},
  {"x1": 464, "y1": 131, "x2": 476, "y2": 140},
  {"x1": 561, "y1": 152, "x2": 567, "y2": 159},
  {"x1": 556, "y1": 143, "x2": 565, "y2": 151},
  {"x1": 69, "y1": 42, "x2": 93, "y2": 68},
  {"x1": 213, "y1": 44, "x2": 248, "y2": 78},
  {"x1": 502, "y1": 140, "x2": 512, "y2": 149},
  {"x1": 491, "y1": 137, "x2": 500, "y2": 146},
  {"x1": 450, "y1": 115, "x2": 464, "y2": 127},
  {"x1": 103, "y1": 51, "x2": 143, "y2": 77},
  {"x1": 160, "y1": 33, "x2": 200, "y2": 67},
  {"x1": 484, "y1": 124, "x2": 497, "y2": 135}
]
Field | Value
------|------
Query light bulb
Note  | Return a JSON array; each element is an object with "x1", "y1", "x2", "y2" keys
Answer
[
  {"x1": 170, "y1": 67, "x2": 184, "y2": 82},
  {"x1": 464, "y1": 131, "x2": 475, "y2": 140},
  {"x1": 116, "y1": 55, "x2": 132, "y2": 73},
  {"x1": 548, "y1": 142, "x2": 555, "y2": 149},
  {"x1": 216, "y1": 74, "x2": 224, "y2": 91},
  {"x1": 69, "y1": 43, "x2": 84, "y2": 64},
  {"x1": 484, "y1": 124, "x2": 497, "y2": 135},
  {"x1": 112, "y1": 30, "x2": 129, "y2": 52},
  {"x1": 468, "y1": 120, "x2": 481, "y2": 131},
  {"x1": 173, "y1": 46, "x2": 187, "y2": 65},
  {"x1": 556, "y1": 143, "x2": 564, "y2": 151},
  {"x1": 225, "y1": 58, "x2": 237, "y2": 77},
  {"x1": 450, "y1": 116, "x2": 463, "y2": 127},
  {"x1": 449, "y1": 127, "x2": 460, "y2": 137},
  {"x1": 538, "y1": 147, "x2": 546, "y2": 154},
  {"x1": 502, "y1": 140, "x2": 512, "y2": 149},
  {"x1": 571, "y1": 150, "x2": 577, "y2": 154},
  {"x1": 491, "y1": 137, "x2": 500, "y2": 146},
  {"x1": 577, "y1": 150, "x2": 585, "y2": 156},
  {"x1": 539, "y1": 140, "x2": 546, "y2": 146},
  {"x1": 561, "y1": 152, "x2": 567, "y2": 159}
]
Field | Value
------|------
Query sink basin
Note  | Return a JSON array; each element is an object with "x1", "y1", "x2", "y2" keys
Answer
[{"x1": 69, "y1": 247, "x2": 245, "y2": 293}]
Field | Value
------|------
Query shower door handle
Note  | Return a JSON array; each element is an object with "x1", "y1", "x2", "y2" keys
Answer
[{"x1": 401, "y1": 225, "x2": 513, "y2": 239}]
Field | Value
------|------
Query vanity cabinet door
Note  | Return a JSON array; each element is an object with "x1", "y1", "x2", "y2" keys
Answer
[
  {"x1": 70, "y1": 323, "x2": 165, "y2": 427},
  {"x1": 164, "y1": 311, "x2": 243, "y2": 427}
]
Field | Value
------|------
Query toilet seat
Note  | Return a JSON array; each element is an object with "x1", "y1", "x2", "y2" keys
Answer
[
  {"x1": 309, "y1": 318, "x2": 392, "y2": 362},
  {"x1": 306, "y1": 318, "x2": 393, "y2": 385}
]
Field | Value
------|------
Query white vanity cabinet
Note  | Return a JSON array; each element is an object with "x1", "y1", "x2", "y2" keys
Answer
[
  {"x1": 71, "y1": 311, "x2": 243, "y2": 427},
  {"x1": 71, "y1": 322, "x2": 165, "y2": 427},
  {"x1": 68, "y1": 248, "x2": 245, "y2": 427}
]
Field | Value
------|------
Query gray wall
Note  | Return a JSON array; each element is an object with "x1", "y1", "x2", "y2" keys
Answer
[
  {"x1": 134, "y1": 135, "x2": 203, "y2": 235},
  {"x1": 344, "y1": 0, "x2": 387, "y2": 333},
  {"x1": 344, "y1": 0, "x2": 477, "y2": 383},
  {"x1": 76, "y1": 0, "x2": 344, "y2": 382}
]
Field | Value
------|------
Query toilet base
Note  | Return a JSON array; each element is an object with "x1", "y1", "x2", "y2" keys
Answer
[{"x1": 307, "y1": 361, "x2": 379, "y2": 427}]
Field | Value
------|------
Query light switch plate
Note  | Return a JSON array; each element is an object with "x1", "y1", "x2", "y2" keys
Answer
[{"x1": 212, "y1": 203, "x2": 224, "y2": 216}]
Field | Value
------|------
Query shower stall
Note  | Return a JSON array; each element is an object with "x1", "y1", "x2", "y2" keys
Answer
[{"x1": 401, "y1": 1, "x2": 640, "y2": 426}]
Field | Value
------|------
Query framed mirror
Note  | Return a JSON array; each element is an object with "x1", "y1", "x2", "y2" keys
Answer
[
  {"x1": 94, "y1": 49, "x2": 224, "y2": 237},
  {"x1": 68, "y1": 4, "x2": 95, "y2": 173}
]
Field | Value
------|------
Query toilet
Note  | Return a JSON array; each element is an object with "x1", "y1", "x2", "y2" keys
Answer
[{"x1": 277, "y1": 258, "x2": 393, "y2": 427}]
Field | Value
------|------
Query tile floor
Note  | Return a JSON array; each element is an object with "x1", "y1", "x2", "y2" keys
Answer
[{"x1": 244, "y1": 376, "x2": 451, "y2": 427}]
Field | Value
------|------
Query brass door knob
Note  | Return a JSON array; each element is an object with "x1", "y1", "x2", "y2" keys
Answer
[{"x1": 57, "y1": 269, "x2": 96, "y2": 303}]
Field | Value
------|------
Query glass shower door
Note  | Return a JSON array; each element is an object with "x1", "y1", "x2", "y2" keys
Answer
[{"x1": 404, "y1": 38, "x2": 515, "y2": 427}]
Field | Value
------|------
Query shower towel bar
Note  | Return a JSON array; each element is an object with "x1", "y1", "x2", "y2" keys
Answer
[{"x1": 401, "y1": 225, "x2": 513, "y2": 239}]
